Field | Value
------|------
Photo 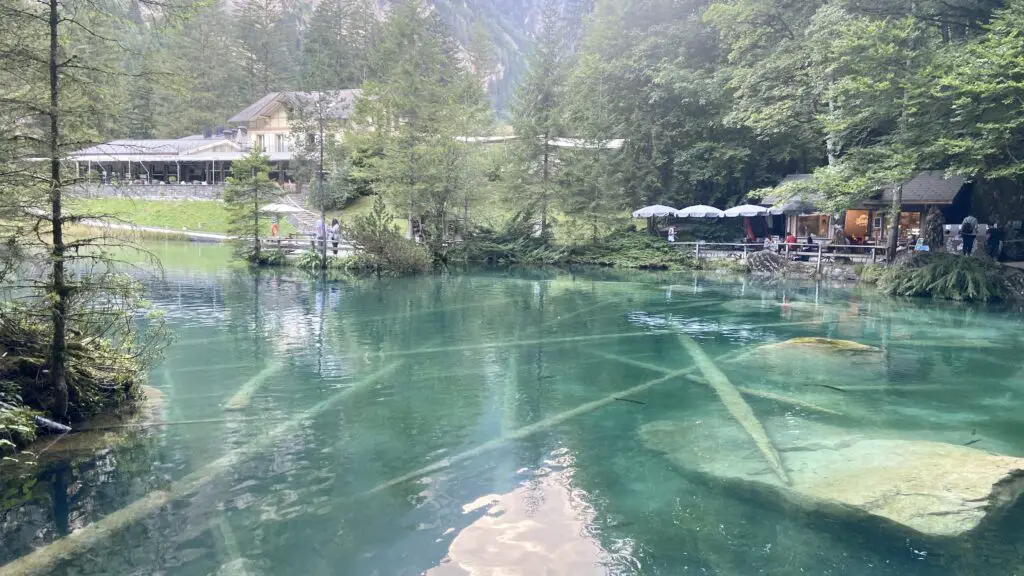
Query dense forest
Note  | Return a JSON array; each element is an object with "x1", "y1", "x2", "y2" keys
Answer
[{"x1": 57, "y1": 0, "x2": 1024, "y2": 230}]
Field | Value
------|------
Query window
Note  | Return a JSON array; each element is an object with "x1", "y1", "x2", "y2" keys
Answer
[
  {"x1": 256, "y1": 134, "x2": 266, "y2": 152},
  {"x1": 796, "y1": 215, "x2": 830, "y2": 238},
  {"x1": 275, "y1": 134, "x2": 286, "y2": 153}
]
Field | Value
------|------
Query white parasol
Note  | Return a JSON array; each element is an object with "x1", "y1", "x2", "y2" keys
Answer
[
  {"x1": 632, "y1": 205, "x2": 679, "y2": 218},
  {"x1": 675, "y1": 205, "x2": 725, "y2": 218}
]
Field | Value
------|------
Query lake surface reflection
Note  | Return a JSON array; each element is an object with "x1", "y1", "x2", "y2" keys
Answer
[{"x1": 2, "y1": 245, "x2": 1024, "y2": 575}]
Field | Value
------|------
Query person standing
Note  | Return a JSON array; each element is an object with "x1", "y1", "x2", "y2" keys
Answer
[
  {"x1": 987, "y1": 221, "x2": 1003, "y2": 260},
  {"x1": 330, "y1": 218, "x2": 341, "y2": 255},
  {"x1": 315, "y1": 217, "x2": 326, "y2": 251},
  {"x1": 667, "y1": 226, "x2": 676, "y2": 243},
  {"x1": 960, "y1": 215, "x2": 978, "y2": 255},
  {"x1": 270, "y1": 216, "x2": 279, "y2": 238}
]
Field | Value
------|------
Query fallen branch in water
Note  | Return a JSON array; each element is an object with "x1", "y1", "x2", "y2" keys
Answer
[
  {"x1": 678, "y1": 335, "x2": 791, "y2": 485},
  {"x1": 223, "y1": 362, "x2": 285, "y2": 411},
  {"x1": 0, "y1": 363, "x2": 401, "y2": 576},
  {"x1": 357, "y1": 350, "x2": 746, "y2": 500},
  {"x1": 581, "y1": 350, "x2": 842, "y2": 417}
]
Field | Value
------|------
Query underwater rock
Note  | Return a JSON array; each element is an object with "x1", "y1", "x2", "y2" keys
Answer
[
  {"x1": 756, "y1": 337, "x2": 881, "y2": 354},
  {"x1": 641, "y1": 418, "x2": 1024, "y2": 538}
]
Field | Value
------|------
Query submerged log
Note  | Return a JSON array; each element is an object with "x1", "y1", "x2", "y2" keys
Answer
[
  {"x1": 0, "y1": 364, "x2": 400, "y2": 576},
  {"x1": 224, "y1": 362, "x2": 284, "y2": 411},
  {"x1": 678, "y1": 335, "x2": 791, "y2": 485}
]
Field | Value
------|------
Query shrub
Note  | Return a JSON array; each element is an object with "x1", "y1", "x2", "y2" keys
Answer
[
  {"x1": 856, "y1": 264, "x2": 887, "y2": 284},
  {"x1": 875, "y1": 252, "x2": 1008, "y2": 301},
  {"x1": 460, "y1": 211, "x2": 567, "y2": 265},
  {"x1": 295, "y1": 248, "x2": 323, "y2": 273},
  {"x1": 344, "y1": 196, "x2": 432, "y2": 276},
  {"x1": 568, "y1": 229, "x2": 695, "y2": 270}
]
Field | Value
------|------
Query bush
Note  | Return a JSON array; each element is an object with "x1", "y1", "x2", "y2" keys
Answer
[
  {"x1": 295, "y1": 248, "x2": 323, "y2": 273},
  {"x1": 874, "y1": 252, "x2": 1009, "y2": 301},
  {"x1": 460, "y1": 211, "x2": 567, "y2": 265},
  {"x1": 856, "y1": 264, "x2": 887, "y2": 284},
  {"x1": 343, "y1": 196, "x2": 432, "y2": 276},
  {"x1": 569, "y1": 229, "x2": 695, "y2": 270}
]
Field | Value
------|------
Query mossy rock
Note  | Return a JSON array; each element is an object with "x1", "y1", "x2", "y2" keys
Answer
[{"x1": 757, "y1": 337, "x2": 881, "y2": 354}]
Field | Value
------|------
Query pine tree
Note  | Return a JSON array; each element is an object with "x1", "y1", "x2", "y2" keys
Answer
[
  {"x1": 234, "y1": 0, "x2": 292, "y2": 102},
  {"x1": 355, "y1": 0, "x2": 490, "y2": 260},
  {"x1": 302, "y1": 0, "x2": 379, "y2": 89},
  {"x1": 508, "y1": 0, "x2": 566, "y2": 240},
  {"x1": 223, "y1": 149, "x2": 282, "y2": 264},
  {"x1": 0, "y1": 0, "x2": 182, "y2": 419}
]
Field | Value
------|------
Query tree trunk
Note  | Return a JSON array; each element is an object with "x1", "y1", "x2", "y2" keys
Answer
[
  {"x1": 252, "y1": 167, "x2": 260, "y2": 264},
  {"x1": 48, "y1": 0, "x2": 69, "y2": 419},
  {"x1": 318, "y1": 107, "x2": 327, "y2": 270},
  {"x1": 886, "y1": 184, "x2": 902, "y2": 264},
  {"x1": 541, "y1": 132, "x2": 550, "y2": 241},
  {"x1": 826, "y1": 96, "x2": 839, "y2": 166}
]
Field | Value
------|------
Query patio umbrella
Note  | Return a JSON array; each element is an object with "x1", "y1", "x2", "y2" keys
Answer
[
  {"x1": 723, "y1": 204, "x2": 769, "y2": 218},
  {"x1": 632, "y1": 204, "x2": 679, "y2": 218},
  {"x1": 675, "y1": 205, "x2": 724, "y2": 218},
  {"x1": 260, "y1": 203, "x2": 309, "y2": 214}
]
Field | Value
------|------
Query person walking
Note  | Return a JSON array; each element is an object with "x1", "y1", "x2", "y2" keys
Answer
[
  {"x1": 315, "y1": 217, "x2": 326, "y2": 251},
  {"x1": 330, "y1": 218, "x2": 341, "y2": 255},
  {"x1": 960, "y1": 215, "x2": 978, "y2": 255},
  {"x1": 987, "y1": 221, "x2": 1003, "y2": 260}
]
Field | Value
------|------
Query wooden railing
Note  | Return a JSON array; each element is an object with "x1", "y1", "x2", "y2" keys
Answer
[{"x1": 670, "y1": 241, "x2": 889, "y2": 271}]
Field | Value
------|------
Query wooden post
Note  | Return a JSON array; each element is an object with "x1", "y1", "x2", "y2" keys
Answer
[
  {"x1": 695, "y1": 243, "x2": 701, "y2": 261},
  {"x1": 743, "y1": 243, "x2": 748, "y2": 259},
  {"x1": 816, "y1": 243, "x2": 823, "y2": 276},
  {"x1": 871, "y1": 246, "x2": 877, "y2": 264}
]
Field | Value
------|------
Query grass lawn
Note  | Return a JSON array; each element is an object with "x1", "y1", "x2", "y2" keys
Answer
[{"x1": 71, "y1": 198, "x2": 295, "y2": 235}]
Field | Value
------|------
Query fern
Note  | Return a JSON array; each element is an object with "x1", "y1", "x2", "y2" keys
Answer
[{"x1": 877, "y1": 252, "x2": 1008, "y2": 301}]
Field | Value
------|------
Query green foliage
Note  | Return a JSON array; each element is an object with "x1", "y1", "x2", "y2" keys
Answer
[
  {"x1": 223, "y1": 149, "x2": 282, "y2": 263},
  {"x1": 343, "y1": 195, "x2": 433, "y2": 276},
  {"x1": 856, "y1": 264, "x2": 888, "y2": 285},
  {"x1": 569, "y1": 230, "x2": 696, "y2": 270},
  {"x1": 460, "y1": 211, "x2": 568, "y2": 265},
  {"x1": 874, "y1": 252, "x2": 1009, "y2": 301},
  {"x1": 0, "y1": 293, "x2": 166, "y2": 422},
  {"x1": 0, "y1": 405, "x2": 37, "y2": 456},
  {"x1": 353, "y1": 0, "x2": 491, "y2": 261},
  {"x1": 295, "y1": 249, "x2": 324, "y2": 274}
]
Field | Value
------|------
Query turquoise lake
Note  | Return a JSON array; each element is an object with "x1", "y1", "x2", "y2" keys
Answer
[{"x1": 2, "y1": 242, "x2": 1023, "y2": 575}]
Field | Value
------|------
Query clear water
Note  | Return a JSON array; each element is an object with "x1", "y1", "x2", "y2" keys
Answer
[{"x1": 2, "y1": 242, "x2": 1024, "y2": 575}]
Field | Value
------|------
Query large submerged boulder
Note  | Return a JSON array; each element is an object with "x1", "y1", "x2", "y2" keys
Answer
[
  {"x1": 755, "y1": 337, "x2": 881, "y2": 354},
  {"x1": 641, "y1": 417, "x2": 1024, "y2": 538}
]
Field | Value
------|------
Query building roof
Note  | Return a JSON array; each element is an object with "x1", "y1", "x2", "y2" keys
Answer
[
  {"x1": 228, "y1": 90, "x2": 362, "y2": 124},
  {"x1": 760, "y1": 170, "x2": 967, "y2": 211},
  {"x1": 877, "y1": 170, "x2": 966, "y2": 205}
]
